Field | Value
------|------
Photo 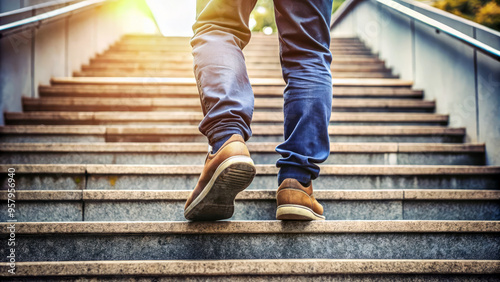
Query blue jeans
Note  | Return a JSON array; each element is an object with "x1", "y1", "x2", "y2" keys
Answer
[{"x1": 191, "y1": 0, "x2": 333, "y2": 185}]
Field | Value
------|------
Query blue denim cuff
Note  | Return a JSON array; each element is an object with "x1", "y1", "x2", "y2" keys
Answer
[
  {"x1": 278, "y1": 165, "x2": 312, "y2": 186},
  {"x1": 208, "y1": 127, "x2": 245, "y2": 145}
]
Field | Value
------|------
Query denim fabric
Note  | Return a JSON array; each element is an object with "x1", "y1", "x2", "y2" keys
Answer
[{"x1": 191, "y1": 0, "x2": 333, "y2": 185}]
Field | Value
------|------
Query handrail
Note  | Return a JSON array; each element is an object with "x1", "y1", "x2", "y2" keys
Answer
[
  {"x1": 0, "y1": 0, "x2": 110, "y2": 37},
  {"x1": 397, "y1": 0, "x2": 500, "y2": 38},
  {"x1": 331, "y1": 0, "x2": 500, "y2": 61}
]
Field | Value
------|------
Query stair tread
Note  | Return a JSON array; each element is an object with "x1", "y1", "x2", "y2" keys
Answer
[
  {"x1": 1, "y1": 220, "x2": 499, "y2": 234},
  {"x1": 21, "y1": 97, "x2": 435, "y2": 109},
  {"x1": 83, "y1": 64, "x2": 387, "y2": 71},
  {"x1": 50, "y1": 77, "x2": 414, "y2": 87},
  {"x1": 75, "y1": 71, "x2": 394, "y2": 79},
  {"x1": 39, "y1": 85, "x2": 422, "y2": 96},
  {"x1": 0, "y1": 125, "x2": 465, "y2": 135},
  {"x1": 4, "y1": 259, "x2": 499, "y2": 277},
  {"x1": 5, "y1": 111, "x2": 447, "y2": 123},
  {"x1": 2, "y1": 164, "x2": 498, "y2": 175},
  {"x1": 2, "y1": 189, "x2": 498, "y2": 201},
  {"x1": 2, "y1": 259, "x2": 499, "y2": 277},
  {"x1": 0, "y1": 142, "x2": 484, "y2": 153},
  {"x1": 92, "y1": 57, "x2": 385, "y2": 64}
]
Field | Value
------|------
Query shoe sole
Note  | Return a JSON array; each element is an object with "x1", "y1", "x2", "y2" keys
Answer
[
  {"x1": 184, "y1": 156, "x2": 256, "y2": 221},
  {"x1": 276, "y1": 204, "x2": 326, "y2": 221}
]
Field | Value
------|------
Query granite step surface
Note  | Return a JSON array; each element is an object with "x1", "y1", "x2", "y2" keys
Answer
[
  {"x1": 22, "y1": 97, "x2": 432, "y2": 112},
  {"x1": 2, "y1": 259, "x2": 499, "y2": 280},
  {"x1": 82, "y1": 63, "x2": 391, "y2": 73},
  {"x1": 0, "y1": 125, "x2": 465, "y2": 143},
  {"x1": 94, "y1": 54, "x2": 378, "y2": 64},
  {"x1": 48, "y1": 77, "x2": 413, "y2": 87},
  {"x1": 1, "y1": 189, "x2": 498, "y2": 221},
  {"x1": 38, "y1": 85, "x2": 424, "y2": 99},
  {"x1": 108, "y1": 48, "x2": 373, "y2": 56},
  {"x1": 74, "y1": 70, "x2": 396, "y2": 79},
  {"x1": 109, "y1": 44, "x2": 373, "y2": 51},
  {"x1": 0, "y1": 221, "x2": 498, "y2": 261},
  {"x1": 0, "y1": 142, "x2": 485, "y2": 165},
  {"x1": 4, "y1": 112, "x2": 447, "y2": 126},
  {"x1": 2, "y1": 164, "x2": 498, "y2": 190},
  {"x1": 91, "y1": 56, "x2": 387, "y2": 65}
]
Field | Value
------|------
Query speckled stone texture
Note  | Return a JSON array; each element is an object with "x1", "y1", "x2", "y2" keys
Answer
[
  {"x1": 0, "y1": 135, "x2": 464, "y2": 143},
  {"x1": 5, "y1": 274, "x2": 500, "y2": 281},
  {"x1": 85, "y1": 174, "x2": 500, "y2": 190},
  {"x1": 0, "y1": 135, "x2": 105, "y2": 143},
  {"x1": 0, "y1": 174, "x2": 85, "y2": 190},
  {"x1": 6, "y1": 172, "x2": 498, "y2": 191},
  {"x1": 3, "y1": 233, "x2": 499, "y2": 261},
  {"x1": 2, "y1": 258, "x2": 499, "y2": 278},
  {"x1": 403, "y1": 201, "x2": 500, "y2": 220},
  {"x1": 83, "y1": 200, "x2": 403, "y2": 221},
  {"x1": 0, "y1": 201, "x2": 82, "y2": 222},
  {"x1": 0, "y1": 152, "x2": 484, "y2": 165},
  {"x1": 5, "y1": 199, "x2": 499, "y2": 222}
]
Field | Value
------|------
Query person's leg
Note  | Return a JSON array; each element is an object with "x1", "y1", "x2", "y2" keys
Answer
[
  {"x1": 273, "y1": 0, "x2": 333, "y2": 186},
  {"x1": 191, "y1": 0, "x2": 258, "y2": 153},
  {"x1": 184, "y1": 0, "x2": 258, "y2": 221}
]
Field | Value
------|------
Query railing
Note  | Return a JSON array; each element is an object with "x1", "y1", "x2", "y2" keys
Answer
[
  {"x1": 331, "y1": 0, "x2": 500, "y2": 60},
  {"x1": 330, "y1": 0, "x2": 500, "y2": 165},
  {"x1": 0, "y1": 0, "x2": 110, "y2": 38},
  {"x1": 377, "y1": 0, "x2": 499, "y2": 60}
]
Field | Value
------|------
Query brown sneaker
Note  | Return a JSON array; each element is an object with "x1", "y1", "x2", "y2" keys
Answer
[
  {"x1": 276, "y1": 178, "x2": 325, "y2": 220},
  {"x1": 184, "y1": 134, "x2": 256, "y2": 221}
]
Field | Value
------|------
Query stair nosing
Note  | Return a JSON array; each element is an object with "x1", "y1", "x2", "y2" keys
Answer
[
  {"x1": 0, "y1": 125, "x2": 466, "y2": 136},
  {"x1": 2, "y1": 164, "x2": 498, "y2": 175},
  {"x1": 0, "y1": 142, "x2": 485, "y2": 153},
  {"x1": 2, "y1": 189, "x2": 498, "y2": 201},
  {"x1": 1, "y1": 220, "x2": 499, "y2": 234},
  {"x1": 50, "y1": 77, "x2": 414, "y2": 87},
  {"x1": 2, "y1": 259, "x2": 499, "y2": 277}
]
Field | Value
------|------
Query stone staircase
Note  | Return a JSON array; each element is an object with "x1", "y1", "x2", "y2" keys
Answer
[{"x1": 0, "y1": 34, "x2": 499, "y2": 280}]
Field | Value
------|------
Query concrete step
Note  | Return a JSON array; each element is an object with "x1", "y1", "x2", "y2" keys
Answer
[
  {"x1": 94, "y1": 53, "x2": 378, "y2": 63},
  {"x1": 90, "y1": 56, "x2": 385, "y2": 64},
  {"x1": 117, "y1": 40, "x2": 367, "y2": 48},
  {"x1": 109, "y1": 44, "x2": 372, "y2": 52},
  {"x1": 1, "y1": 164, "x2": 498, "y2": 190},
  {"x1": 0, "y1": 221, "x2": 498, "y2": 261},
  {"x1": 119, "y1": 36, "x2": 365, "y2": 43},
  {"x1": 39, "y1": 85, "x2": 424, "y2": 99},
  {"x1": 83, "y1": 62, "x2": 390, "y2": 72},
  {"x1": 21, "y1": 97, "x2": 434, "y2": 112},
  {"x1": 0, "y1": 125, "x2": 465, "y2": 143},
  {"x1": 0, "y1": 143, "x2": 485, "y2": 165},
  {"x1": 2, "y1": 259, "x2": 498, "y2": 280},
  {"x1": 4, "y1": 112, "x2": 448, "y2": 126},
  {"x1": 2, "y1": 189, "x2": 498, "y2": 221},
  {"x1": 119, "y1": 35, "x2": 364, "y2": 45},
  {"x1": 74, "y1": 70, "x2": 397, "y2": 79},
  {"x1": 107, "y1": 47, "x2": 375, "y2": 55},
  {"x1": 48, "y1": 77, "x2": 414, "y2": 87},
  {"x1": 101, "y1": 49, "x2": 376, "y2": 57}
]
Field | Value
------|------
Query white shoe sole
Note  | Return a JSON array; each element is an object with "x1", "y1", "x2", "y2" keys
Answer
[{"x1": 276, "y1": 204, "x2": 326, "y2": 221}]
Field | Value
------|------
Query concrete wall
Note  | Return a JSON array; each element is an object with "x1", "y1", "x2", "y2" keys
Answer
[
  {"x1": 0, "y1": 0, "x2": 70, "y2": 13},
  {"x1": 331, "y1": 0, "x2": 500, "y2": 165},
  {"x1": 0, "y1": 0, "x2": 159, "y2": 125},
  {"x1": 0, "y1": 1, "x2": 23, "y2": 13}
]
